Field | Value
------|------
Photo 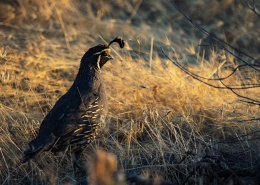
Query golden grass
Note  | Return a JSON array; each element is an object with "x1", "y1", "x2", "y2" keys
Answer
[{"x1": 0, "y1": 0, "x2": 259, "y2": 184}]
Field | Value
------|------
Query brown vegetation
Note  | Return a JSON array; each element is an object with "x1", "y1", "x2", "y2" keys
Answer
[{"x1": 0, "y1": 0, "x2": 259, "y2": 184}]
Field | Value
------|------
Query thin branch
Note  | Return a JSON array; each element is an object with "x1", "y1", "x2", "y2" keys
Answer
[
  {"x1": 216, "y1": 68, "x2": 260, "y2": 105},
  {"x1": 243, "y1": 0, "x2": 260, "y2": 18},
  {"x1": 170, "y1": 0, "x2": 260, "y2": 73},
  {"x1": 167, "y1": 1, "x2": 260, "y2": 108},
  {"x1": 162, "y1": 49, "x2": 260, "y2": 90}
]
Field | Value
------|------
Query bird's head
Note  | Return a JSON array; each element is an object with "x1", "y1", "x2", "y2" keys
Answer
[{"x1": 82, "y1": 37, "x2": 125, "y2": 70}]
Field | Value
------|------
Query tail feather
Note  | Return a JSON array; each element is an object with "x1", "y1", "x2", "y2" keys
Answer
[
  {"x1": 22, "y1": 147, "x2": 44, "y2": 163},
  {"x1": 22, "y1": 133, "x2": 56, "y2": 163}
]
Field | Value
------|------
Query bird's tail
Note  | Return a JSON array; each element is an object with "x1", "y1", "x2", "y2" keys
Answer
[
  {"x1": 22, "y1": 146, "x2": 44, "y2": 163},
  {"x1": 22, "y1": 134, "x2": 56, "y2": 163}
]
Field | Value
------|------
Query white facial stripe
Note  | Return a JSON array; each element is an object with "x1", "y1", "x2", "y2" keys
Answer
[
  {"x1": 93, "y1": 49, "x2": 109, "y2": 56},
  {"x1": 97, "y1": 55, "x2": 101, "y2": 70}
]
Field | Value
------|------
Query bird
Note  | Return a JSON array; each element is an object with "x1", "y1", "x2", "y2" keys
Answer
[{"x1": 22, "y1": 37, "x2": 125, "y2": 169}]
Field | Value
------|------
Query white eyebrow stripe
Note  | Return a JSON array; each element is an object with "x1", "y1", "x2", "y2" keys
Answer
[
  {"x1": 93, "y1": 49, "x2": 110, "y2": 56},
  {"x1": 97, "y1": 55, "x2": 101, "y2": 70}
]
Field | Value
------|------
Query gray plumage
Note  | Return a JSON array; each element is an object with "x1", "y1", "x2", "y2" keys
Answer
[{"x1": 23, "y1": 38, "x2": 124, "y2": 163}]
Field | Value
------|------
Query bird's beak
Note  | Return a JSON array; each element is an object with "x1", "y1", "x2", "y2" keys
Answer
[
  {"x1": 108, "y1": 55, "x2": 113, "y2": 60},
  {"x1": 106, "y1": 50, "x2": 113, "y2": 60},
  {"x1": 104, "y1": 48, "x2": 113, "y2": 60}
]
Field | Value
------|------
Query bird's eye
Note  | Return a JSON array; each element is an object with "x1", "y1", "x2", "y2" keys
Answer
[{"x1": 101, "y1": 52, "x2": 107, "y2": 56}]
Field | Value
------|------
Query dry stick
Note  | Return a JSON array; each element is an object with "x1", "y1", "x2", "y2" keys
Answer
[
  {"x1": 149, "y1": 37, "x2": 154, "y2": 71},
  {"x1": 165, "y1": 2, "x2": 260, "y2": 151},
  {"x1": 169, "y1": 56, "x2": 260, "y2": 84},
  {"x1": 166, "y1": 1, "x2": 260, "y2": 107},
  {"x1": 54, "y1": 6, "x2": 71, "y2": 51},
  {"x1": 161, "y1": 49, "x2": 260, "y2": 90},
  {"x1": 208, "y1": 64, "x2": 259, "y2": 82},
  {"x1": 236, "y1": 117, "x2": 260, "y2": 122},
  {"x1": 127, "y1": 0, "x2": 143, "y2": 22},
  {"x1": 0, "y1": 23, "x2": 20, "y2": 30},
  {"x1": 243, "y1": 0, "x2": 260, "y2": 18},
  {"x1": 137, "y1": 36, "x2": 141, "y2": 59},
  {"x1": 162, "y1": 49, "x2": 260, "y2": 105},
  {"x1": 165, "y1": 51, "x2": 260, "y2": 102},
  {"x1": 0, "y1": 147, "x2": 9, "y2": 173},
  {"x1": 26, "y1": 83, "x2": 46, "y2": 117},
  {"x1": 170, "y1": 0, "x2": 260, "y2": 73},
  {"x1": 217, "y1": 68, "x2": 260, "y2": 105},
  {"x1": 215, "y1": 61, "x2": 260, "y2": 105}
]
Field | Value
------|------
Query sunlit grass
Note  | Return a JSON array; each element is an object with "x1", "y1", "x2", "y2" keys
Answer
[{"x1": 0, "y1": 0, "x2": 259, "y2": 184}]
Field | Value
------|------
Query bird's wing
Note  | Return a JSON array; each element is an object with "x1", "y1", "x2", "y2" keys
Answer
[
  {"x1": 23, "y1": 91, "x2": 97, "y2": 162},
  {"x1": 53, "y1": 93, "x2": 99, "y2": 136}
]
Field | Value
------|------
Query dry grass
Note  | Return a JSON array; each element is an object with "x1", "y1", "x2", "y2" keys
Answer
[{"x1": 0, "y1": 0, "x2": 259, "y2": 184}]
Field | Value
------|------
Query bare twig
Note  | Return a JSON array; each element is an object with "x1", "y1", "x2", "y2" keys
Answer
[
  {"x1": 127, "y1": 0, "x2": 143, "y2": 22},
  {"x1": 54, "y1": 5, "x2": 71, "y2": 51},
  {"x1": 167, "y1": 1, "x2": 260, "y2": 107},
  {"x1": 170, "y1": 0, "x2": 260, "y2": 72},
  {"x1": 161, "y1": 49, "x2": 260, "y2": 90},
  {"x1": 243, "y1": 0, "x2": 260, "y2": 18},
  {"x1": 216, "y1": 68, "x2": 260, "y2": 105}
]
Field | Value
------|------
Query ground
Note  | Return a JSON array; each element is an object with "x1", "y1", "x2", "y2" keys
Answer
[{"x1": 0, "y1": 0, "x2": 259, "y2": 184}]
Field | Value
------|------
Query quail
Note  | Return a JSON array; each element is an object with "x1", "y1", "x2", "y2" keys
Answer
[{"x1": 23, "y1": 37, "x2": 125, "y2": 167}]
